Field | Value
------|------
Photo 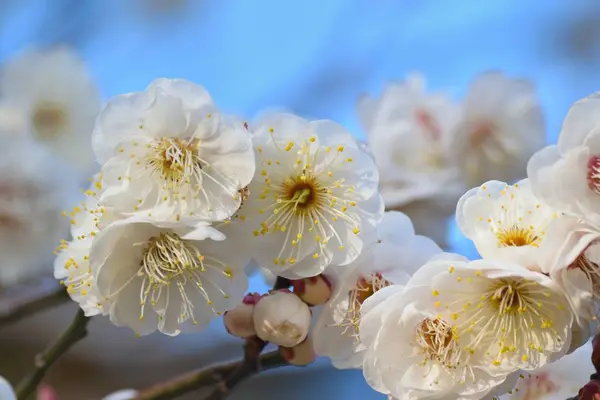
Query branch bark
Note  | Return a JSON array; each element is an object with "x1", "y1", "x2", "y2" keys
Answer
[
  {"x1": 135, "y1": 349, "x2": 287, "y2": 400},
  {"x1": 15, "y1": 308, "x2": 90, "y2": 400},
  {"x1": 0, "y1": 277, "x2": 69, "y2": 326}
]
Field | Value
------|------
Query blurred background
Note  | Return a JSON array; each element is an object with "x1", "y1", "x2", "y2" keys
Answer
[{"x1": 1, "y1": 0, "x2": 600, "y2": 398}]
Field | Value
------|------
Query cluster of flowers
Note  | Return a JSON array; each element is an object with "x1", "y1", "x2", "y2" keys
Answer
[
  {"x1": 359, "y1": 72, "x2": 545, "y2": 247},
  {"x1": 48, "y1": 60, "x2": 600, "y2": 399}
]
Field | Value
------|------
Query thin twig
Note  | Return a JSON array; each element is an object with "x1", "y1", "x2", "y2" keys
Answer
[
  {"x1": 202, "y1": 337, "x2": 269, "y2": 400},
  {"x1": 15, "y1": 309, "x2": 90, "y2": 400},
  {"x1": 135, "y1": 350, "x2": 287, "y2": 400},
  {"x1": 0, "y1": 277, "x2": 69, "y2": 326}
]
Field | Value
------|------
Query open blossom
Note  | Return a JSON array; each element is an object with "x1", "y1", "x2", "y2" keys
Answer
[
  {"x1": 0, "y1": 137, "x2": 75, "y2": 286},
  {"x1": 54, "y1": 174, "x2": 116, "y2": 316},
  {"x1": 253, "y1": 290, "x2": 311, "y2": 347},
  {"x1": 359, "y1": 283, "x2": 510, "y2": 400},
  {"x1": 412, "y1": 256, "x2": 573, "y2": 373},
  {"x1": 358, "y1": 73, "x2": 465, "y2": 246},
  {"x1": 92, "y1": 78, "x2": 255, "y2": 221},
  {"x1": 312, "y1": 211, "x2": 442, "y2": 369},
  {"x1": 360, "y1": 255, "x2": 573, "y2": 399},
  {"x1": 236, "y1": 113, "x2": 384, "y2": 279},
  {"x1": 456, "y1": 179, "x2": 560, "y2": 271},
  {"x1": 450, "y1": 71, "x2": 545, "y2": 187},
  {"x1": 89, "y1": 217, "x2": 249, "y2": 336},
  {"x1": 528, "y1": 92, "x2": 600, "y2": 225},
  {"x1": 0, "y1": 47, "x2": 101, "y2": 173}
]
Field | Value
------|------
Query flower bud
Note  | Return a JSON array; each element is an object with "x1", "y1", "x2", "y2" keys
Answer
[
  {"x1": 223, "y1": 293, "x2": 263, "y2": 338},
  {"x1": 253, "y1": 290, "x2": 311, "y2": 347},
  {"x1": 578, "y1": 380, "x2": 600, "y2": 400},
  {"x1": 279, "y1": 336, "x2": 316, "y2": 366},
  {"x1": 292, "y1": 275, "x2": 332, "y2": 306}
]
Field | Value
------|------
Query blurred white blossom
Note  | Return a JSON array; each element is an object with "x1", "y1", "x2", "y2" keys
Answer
[
  {"x1": 451, "y1": 71, "x2": 545, "y2": 187},
  {"x1": 358, "y1": 73, "x2": 465, "y2": 248},
  {"x1": 235, "y1": 112, "x2": 384, "y2": 279},
  {"x1": 0, "y1": 46, "x2": 101, "y2": 174},
  {"x1": 312, "y1": 211, "x2": 441, "y2": 369},
  {"x1": 0, "y1": 137, "x2": 74, "y2": 286}
]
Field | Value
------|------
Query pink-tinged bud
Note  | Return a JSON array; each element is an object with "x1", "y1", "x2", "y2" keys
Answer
[
  {"x1": 253, "y1": 291, "x2": 311, "y2": 347},
  {"x1": 224, "y1": 294, "x2": 261, "y2": 338},
  {"x1": 37, "y1": 384, "x2": 58, "y2": 400},
  {"x1": 279, "y1": 336, "x2": 316, "y2": 366},
  {"x1": 579, "y1": 380, "x2": 600, "y2": 400},
  {"x1": 292, "y1": 275, "x2": 332, "y2": 306}
]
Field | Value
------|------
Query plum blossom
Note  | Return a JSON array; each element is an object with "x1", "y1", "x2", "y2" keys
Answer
[{"x1": 236, "y1": 112, "x2": 384, "y2": 278}]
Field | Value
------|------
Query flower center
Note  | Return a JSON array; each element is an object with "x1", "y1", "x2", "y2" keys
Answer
[
  {"x1": 415, "y1": 317, "x2": 458, "y2": 367},
  {"x1": 446, "y1": 276, "x2": 563, "y2": 368},
  {"x1": 338, "y1": 273, "x2": 391, "y2": 340},
  {"x1": 135, "y1": 232, "x2": 233, "y2": 323},
  {"x1": 32, "y1": 103, "x2": 67, "y2": 138},
  {"x1": 147, "y1": 137, "x2": 203, "y2": 186},
  {"x1": 282, "y1": 176, "x2": 320, "y2": 212},
  {"x1": 248, "y1": 136, "x2": 363, "y2": 266},
  {"x1": 496, "y1": 225, "x2": 541, "y2": 248},
  {"x1": 588, "y1": 156, "x2": 600, "y2": 195}
]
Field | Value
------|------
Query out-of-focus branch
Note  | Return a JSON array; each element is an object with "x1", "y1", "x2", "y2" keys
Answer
[
  {"x1": 135, "y1": 349, "x2": 287, "y2": 400},
  {"x1": 0, "y1": 277, "x2": 69, "y2": 326},
  {"x1": 15, "y1": 309, "x2": 90, "y2": 400}
]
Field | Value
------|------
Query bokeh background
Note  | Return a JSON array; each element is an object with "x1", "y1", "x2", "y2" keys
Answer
[{"x1": 2, "y1": 0, "x2": 600, "y2": 398}]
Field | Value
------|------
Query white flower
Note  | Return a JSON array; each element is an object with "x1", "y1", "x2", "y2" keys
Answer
[
  {"x1": 53, "y1": 174, "x2": 116, "y2": 316},
  {"x1": 359, "y1": 282, "x2": 510, "y2": 400},
  {"x1": 0, "y1": 376, "x2": 15, "y2": 400},
  {"x1": 358, "y1": 73, "x2": 465, "y2": 211},
  {"x1": 312, "y1": 211, "x2": 442, "y2": 369},
  {"x1": 0, "y1": 46, "x2": 101, "y2": 173},
  {"x1": 450, "y1": 71, "x2": 545, "y2": 187},
  {"x1": 456, "y1": 179, "x2": 560, "y2": 271},
  {"x1": 536, "y1": 214, "x2": 600, "y2": 328},
  {"x1": 408, "y1": 256, "x2": 573, "y2": 373},
  {"x1": 499, "y1": 342, "x2": 593, "y2": 400},
  {"x1": 92, "y1": 78, "x2": 255, "y2": 221},
  {"x1": 528, "y1": 92, "x2": 600, "y2": 225},
  {"x1": 253, "y1": 290, "x2": 311, "y2": 347},
  {"x1": 89, "y1": 217, "x2": 249, "y2": 336},
  {"x1": 0, "y1": 137, "x2": 74, "y2": 286},
  {"x1": 235, "y1": 112, "x2": 384, "y2": 278}
]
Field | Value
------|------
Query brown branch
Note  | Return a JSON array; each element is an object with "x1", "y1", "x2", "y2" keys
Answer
[
  {"x1": 0, "y1": 277, "x2": 69, "y2": 326},
  {"x1": 135, "y1": 349, "x2": 287, "y2": 400},
  {"x1": 15, "y1": 308, "x2": 90, "y2": 400},
  {"x1": 272, "y1": 276, "x2": 291, "y2": 291}
]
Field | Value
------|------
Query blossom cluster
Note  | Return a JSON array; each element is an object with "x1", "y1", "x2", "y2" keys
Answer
[
  {"x1": 361, "y1": 72, "x2": 545, "y2": 247},
  {"x1": 37, "y1": 60, "x2": 596, "y2": 400}
]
